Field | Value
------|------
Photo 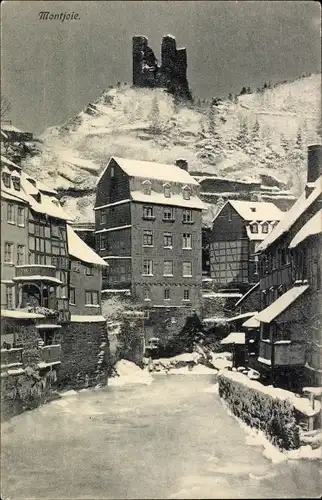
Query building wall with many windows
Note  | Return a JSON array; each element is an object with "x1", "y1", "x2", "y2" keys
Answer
[
  {"x1": 69, "y1": 259, "x2": 102, "y2": 316},
  {"x1": 130, "y1": 202, "x2": 202, "y2": 308}
]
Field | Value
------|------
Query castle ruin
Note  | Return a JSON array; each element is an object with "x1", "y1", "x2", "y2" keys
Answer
[{"x1": 132, "y1": 35, "x2": 192, "y2": 100}]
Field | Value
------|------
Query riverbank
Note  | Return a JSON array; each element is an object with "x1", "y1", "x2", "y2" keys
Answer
[{"x1": 2, "y1": 374, "x2": 321, "y2": 499}]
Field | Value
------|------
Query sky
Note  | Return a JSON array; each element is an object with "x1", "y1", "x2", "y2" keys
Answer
[{"x1": 1, "y1": 0, "x2": 321, "y2": 134}]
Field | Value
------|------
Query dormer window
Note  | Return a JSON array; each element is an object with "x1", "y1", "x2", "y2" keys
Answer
[
  {"x1": 250, "y1": 222, "x2": 258, "y2": 234},
  {"x1": 182, "y1": 185, "x2": 191, "y2": 200},
  {"x1": 32, "y1": 192, "x2": 41, "y2": 203},
  {"x1": 250, "y1": 207, "x2": 256, "y2": 213},
  {"x1": 2, "y1": 171, "x2": 11, "y2": 188},
  {"x1": 142, "y1": 180, "x2": 151, "y2": 196},
  {"x1": 11, "y1": 170, "x2": 21, "y2": 191},
  {"x1": 261, "y1": 222, "x2": 269, "y2": 234},
  {"x1": 163, "y1": 183, "x2": 171, "y2": 198}
]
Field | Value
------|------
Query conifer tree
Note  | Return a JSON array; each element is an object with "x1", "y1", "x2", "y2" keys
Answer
[{"x1": 236, "y1": 117, "x2": 249, "y2": 149}]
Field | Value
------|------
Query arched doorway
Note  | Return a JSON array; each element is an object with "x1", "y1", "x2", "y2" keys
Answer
[{"x1": 21, "y1": 284, "x2": 41, "y2": 308}]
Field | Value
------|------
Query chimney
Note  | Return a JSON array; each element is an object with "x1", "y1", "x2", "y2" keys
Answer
[
  {"x1": 175, "y1": 158, "x2": 188, "y2": 171},
  {"x1": 306, "y1": 144, "x2": 322, "y2": 197}
]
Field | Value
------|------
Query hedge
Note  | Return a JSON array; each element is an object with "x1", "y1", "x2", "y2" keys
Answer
[{"x1": 218, "y1": 373, "x2": 300, "y2": 450}]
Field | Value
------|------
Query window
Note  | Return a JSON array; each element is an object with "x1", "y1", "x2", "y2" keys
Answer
[
  {"x1": 51, "y1": 225, "x2": 60, "y2": 238},
  {"x1": 7, "y1": 204, "x2": 15, "y2": 224},
  {"x1": 70, "y1": 288, "x2": 76, "y2": 305},
  {"x1": 4, "y1": 243, "x2": 13, "y2": 263},
  {"x1": 183, "y1": 261, "x2": 192, "y2": 277},
  {"x1": 182, "y1": 186, "x2": 191, "y2": 200},
  {"x1": 183, "y1": 289, "x2": 190, "y2": 301},
  {"x1": 164, "y1": 232, "x2": 173, "y2": 248},
  {"x1": 164, "y1": 288, "x2": 170, "y2": 300},
  {"x1": 254, "y1": 256, "x2": 259, "y2": 275},
  {"x1": 17, "y1": 245, "x2": 25, "y2": 265},
  {"x1": 85, "y1": 290, "x2": 99, "y2": 305},
  {"x1": 163, "y1": 183, "x2": 171, "y2": 198},
  {"x1": 182, "y1": 233, "x2": 192, "y2": 249},
  {"x1": 143, "y1": 180, "x2": 151, "y2": 196},
  {"x1": 71, "y1": 260, "x2": 80, "y2": 272},
  {"x1": 6, "y1": 286, "x2": 13, "y2": 309},
  {"x1": 144, "y1": 288, "x2": 150, "y2": 301},
  {"x1": 2, "y1": 172, "x2": 11, "y2": 188},
  {"x1": 17, "y1": 206, "x2": 25, "y2": 226},
  {"x1": 143, "y1": 230, "x2": 153, "y2": 246},
  {"x1": 84, "y1": 265, "x2": 93, "y2": 276},
  {"x1": 163, "y1": 207, "x2": 174, "y2": 221},
  {"x1": 100, "y1": 210, "x2": 107, "y2": 225},
  {"x1": 280, "y1": 248, "x2": 286, "y2": 266},
  {"x1": 100, "y1": 235, "x2": 107, "y2": 250},
  {"x1": 163, "y1": 260, "x2": 173, "y2": 276},
  {"x1": 182, "y1": 209, "x2": 192, "y2": 223},
  {"x1": 12, "y1": 175, "x2": 21, "y2": 191},
  {"x1": 110, "y1": 166, "x2": 115, "y2": 177},
  {"x1": 143, "y1": 206, "x2": 154, "y2": 219},
  {"x1": 250, "y1": 223, "x2": 258, "y2": 234},
  {"x1": 143, "y1": 259, "x2": 153, "y2": 276},
  {"x1": 262, "y1": 222, "x2": 269, "y2": 234}
]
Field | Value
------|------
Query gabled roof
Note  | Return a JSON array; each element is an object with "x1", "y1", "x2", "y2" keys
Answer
[
  {"x1": 258, "y1": 176, "x2": 322, "y2": 252},
  {"x1": 229, "y1": 200, "x2": 283, "y2": 222},
  {"x1": 21, "y1": 173, "x2": 73, "y2": 221},
  {"x1": 289, "y1": 209, "x2": 322, "y2": 249},
  {"x1": 1, "y1": 155, "x2": 22, "y2": 170},
  {"x1": 130, "y1": 190, "x2": 206, "y2": 210},
  {"x1": 97, "y1": 156, "x2": 199, "y2": 186},
  {"x1": 67, "y1": 225, "x2": 108, "y2": 267},
  {"x1": 252, "y1": 284, "x2": 309, "y2": 324}
]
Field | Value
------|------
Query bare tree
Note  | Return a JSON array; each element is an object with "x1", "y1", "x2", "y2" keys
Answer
[{"x1": 1, "y1": 96, "x2": 11, "y2": 119}]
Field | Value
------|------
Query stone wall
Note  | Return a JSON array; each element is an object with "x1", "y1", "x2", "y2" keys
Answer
[{"x1": 58, "y1": 320, "x2": 109, "y2": 389}]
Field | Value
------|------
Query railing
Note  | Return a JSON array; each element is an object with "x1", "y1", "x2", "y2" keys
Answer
[
  {"x1": 15, "y1": 265, "x2": 56, "y2": 279},
  {"x1": 39, "y1": 344, "x2": 61, "y2": 364},
  {"x1": 1, "y1": 348, "x2": 23, "y2": 367},
  {"x1": 259, "y1": 340, "x2": 306, "y2": 366}
]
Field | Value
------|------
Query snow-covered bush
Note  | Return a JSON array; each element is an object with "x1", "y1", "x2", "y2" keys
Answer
[{"x1": 218, "y1": 373, "x2": 300, "y2": 450}]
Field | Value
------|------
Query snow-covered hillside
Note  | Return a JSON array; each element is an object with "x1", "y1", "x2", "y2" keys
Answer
[{"x1": 20, "y1": 74, "x2": 321, "y2": 223}]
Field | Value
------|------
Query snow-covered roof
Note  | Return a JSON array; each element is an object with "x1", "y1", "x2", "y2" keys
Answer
[
  {"x1": 253, "y1": 284, "x2": 309, "y2": 324},
  {"x1": 221, "y1": 332, "x2": 245, "y2": 345},
  {"x1": 130, "y1": 191, "x2": 206, "y2": 210},
  {"x1": 1, "y1": 129, "x2": 8, "y2": 139},
  {"x1": 0, "y1": 189, "x2": 28, "y2": 203},
  {"x1": 67, "y1": 225, "x2": 108, "y2": 267},
  {"x1": 258, "y1": 176, "x2": 322, "y2": 252},
  {"x1": 1, "y1": 309, "x2": 45, "y2": 319},
  {"x1": 20, "y1": 173, "x2": 74, "y2": 221},
  {"x1": 0, "y1": 123, "x2": 22, "y2": 132},
  {"x1": 229, "y1": 200, "x2": 283, "y2": 222},
  {"x1": 97, "y1": 157, "x2": 199, "y2": 187},
  {"x1": 36, "y1": 181, "x2": 58, "y2": 195},
  {"x1": 225, "y1": 311, "x2": 258, "y2": 323},
  {"x1": 242, "y1": 315, "x2": 260, "y2": 328},
  {"x1": 13, "y1": 275, "x2": 62, "y2": 285},
  {"x1": 70, "y1": 315, "x2": 106, "y2": 323},
  {"x1": 289, "y1": 209, "x2": 322, "y2": 249},
  {"x1": 235, "y1": 282, "x2": 260, "y2": 308},
  {"x1": 1, "y1": 155, "x2": 22, "y2": 170}
]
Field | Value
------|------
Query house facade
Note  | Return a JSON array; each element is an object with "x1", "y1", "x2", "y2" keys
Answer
[
  {"x1": 244, "y1": 144, "x2": 322, "y2": 390},
  {"x1": 209, "y1": 200, "x2": 283, "y2": 291},
  {"x1": 95, "y1": 157, "x2": 204, "y2": 311},
  {"x1": 1, "y1": 156, "x2": 109, "y2": 410}
]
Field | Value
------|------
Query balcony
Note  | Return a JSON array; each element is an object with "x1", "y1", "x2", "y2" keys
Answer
[
  {"x1": 1, "y1": 347, "x2": 23, "y2": 368},
  {"x1": 15, "y1": 265, "x2": 57, "y2": 280},
  {"x1": 259, "y1": 340, "x2": 306, "y2": 366},
  {"x1": 39, "y1": 344, "x2": 61, "y2": 367}
]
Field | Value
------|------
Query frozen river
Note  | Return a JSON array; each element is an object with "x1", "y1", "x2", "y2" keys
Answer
[{"x1": 1, "y1": 374, "x2": 321, "y2": 499}]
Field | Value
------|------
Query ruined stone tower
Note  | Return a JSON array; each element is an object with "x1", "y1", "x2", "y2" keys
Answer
[{"x1": 132, "y1": 35, "x2": 192, "y2": 100}]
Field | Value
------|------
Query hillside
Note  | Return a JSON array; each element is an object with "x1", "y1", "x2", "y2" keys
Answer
[{"x1": 16, "y1": 74, "x2": 322, "y2": 223}]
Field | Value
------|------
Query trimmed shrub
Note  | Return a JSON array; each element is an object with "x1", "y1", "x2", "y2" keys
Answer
[{"x1": 218, "y1": 373, "x2": 300, "y2": 450}]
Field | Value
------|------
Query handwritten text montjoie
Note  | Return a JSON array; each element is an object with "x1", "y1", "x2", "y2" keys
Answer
[{"x1": 38, "y1": 12, "x2": 80, "y2": 22}]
